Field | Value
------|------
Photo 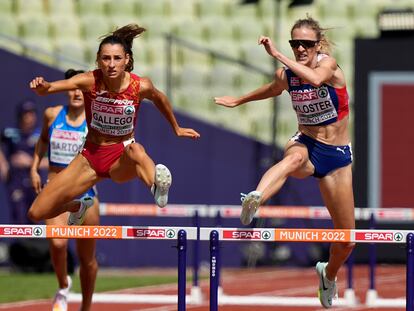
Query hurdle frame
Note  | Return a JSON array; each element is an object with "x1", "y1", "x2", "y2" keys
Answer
[
  {"x1": 2, "y1": 224, "x2": 413, "y2": 309},
  {"x1": 100, "y1": 203, "x2": 414, "y2": 305},
  {"x1": 0, "y1": 225, "x2": 200, "y2": 311}
]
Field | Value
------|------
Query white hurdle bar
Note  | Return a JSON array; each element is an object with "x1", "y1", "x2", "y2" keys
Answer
[{"x1": 99, "y1": 203, "x2": 414, "y2": 222}]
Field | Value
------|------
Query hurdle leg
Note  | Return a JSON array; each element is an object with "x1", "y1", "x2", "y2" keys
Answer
[
  {"x1": 407, "y1": 232, "x2": 414, "y2": 311},
  {"x1": 215, "y1": 211, "x2": 224, "y2": 296},
  {"x1": 191, "y1": 211, "x2": 203, "y2": 303},
  {"x1": 344, "y1": 251, "x2": 358, "y2": 305},
  {"x1": 177, "y1": 229, "x2": 187, "y2": 311},
  {"x1": 209, "y1": 230, "x2": 220, "y2": 311},
  {"x1": 366, "y1": 213, "x2": 378, "y2": 305}
]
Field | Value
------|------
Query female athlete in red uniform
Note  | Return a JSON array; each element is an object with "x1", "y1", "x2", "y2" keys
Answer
[
  {"x1": 28, "y1": 24, "x2": 200, "y2": 227},
  {"x1": 215, "y1": 17, "x2": 354, "y2": 309}
]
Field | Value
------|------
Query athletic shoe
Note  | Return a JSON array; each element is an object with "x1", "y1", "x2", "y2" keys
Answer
[
  {"x1": 240, "y1": 191, "x2": 262, "y2": 225},
  {"x1": 52, "y1": 275, "x2": 72, "y2": 311},
  {"x1": 67, "y1": 196, "x2": 94, "y2": 225},
  {"x1": 151, "y1": 164, "x2": 172, "y2": 208},
  {"x1": 316, "y1": 262, "x2": 338, "y2": 308}
]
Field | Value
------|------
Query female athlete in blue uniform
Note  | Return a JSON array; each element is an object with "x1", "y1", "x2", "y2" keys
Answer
[
  {"x1": 215, "y1": 17, "x2": 354, "y2": 309},
  {"x1": 30, "y1": 69, "x2": 99, "y2": 311}
]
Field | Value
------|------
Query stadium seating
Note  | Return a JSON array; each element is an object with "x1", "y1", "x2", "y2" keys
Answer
[
  {"x1": 54, "y1": 39, "x2": 88, "y2": 67},
  {"x1": 106, "y1": 0, "x2": 138, "y2": 20},
  {"x1": 15, "y1": 0, "x2": 46, "y2": 17},
  {"x1": 137, "y1": 0, "x2": 169, "y2": 18},
  {"x1": 77, "y1": 0, "x2": 107, "y2": 17},
  {"x1": 168, "y1": 0, "x2": 196, "y2": 20},
  {"x1": 50, "y1": 15, "x2": 82, "y2": 44},
  {"x1": 0, "y1": 0, "x2": 14, "y2": 17},
  {"x1": 196, "y1": 0, "x2": 230, "y2": 18},
  {"x1": 1, "y1": 0, "x2": 408, "y2": 143},
  {"x1": 47, "y1": 0, "x2": 77, "y2": 17}
]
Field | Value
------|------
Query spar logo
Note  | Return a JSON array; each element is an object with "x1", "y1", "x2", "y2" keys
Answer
[
  {"x1": 52, "y1": 129, "x2": 82, "y2": 141},
  {"x1": 223, "y1": 230, "x2": 271, "y2": 240},
  {"x1": 0, "y1": 226, "x2": 33, "y2": 236},
  {"x1": 262, "y1": 230, "x2": 271, "y2": 240},
  {"x1": 126, "y1": 228, "x2": 176, "y2": 239},
  {"x1": 355, "y1": 231, "x2": 400, "y2": 242},
  {"x1": 127, "y1": 228, "x2": 167, "y2": 238},
  {"x1": 33, "y1": 227, "x2": 43, "y2": 237},
  {"x1": 124, "y1": 106, "x2": 135, "y2": 115},
  {"x1": 318, "y1": 88, "x2": 328, "y2": 98},
  {"x1": 394, "y1": 232, "x2": 404, "y2": 242},
  {"x1": 166, "y1": 229, "x2": 176, "y2": 239}
]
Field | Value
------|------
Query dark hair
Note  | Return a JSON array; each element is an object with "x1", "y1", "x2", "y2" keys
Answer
[
  {"x1": 97, "y1": 24, "x2": 146, "y2": 72},
  {"x1": 291, "y1": 16, "x2": 332, "y2": 55},
  {"x1": 16, "y1": 99, "x2": 36, "y2": 120},
  {"x1": 64, "y1": 69, "x2": 84, "y2": 79}
]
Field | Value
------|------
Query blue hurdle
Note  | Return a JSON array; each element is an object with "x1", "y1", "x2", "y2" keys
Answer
[{"x1": 207, "y1": 229, "x2": 414, "y2": 310}]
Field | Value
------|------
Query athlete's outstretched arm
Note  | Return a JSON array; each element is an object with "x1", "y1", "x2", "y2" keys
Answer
[
  {"x1": 140, "y1": 77, "x2": 200, "y2": 139},
  {"x1": 29, "y1": 72, "x2": 94, "y2": 96},
  {"x1": 214, "y1": 68, "x2": 287, "y2": 108}
]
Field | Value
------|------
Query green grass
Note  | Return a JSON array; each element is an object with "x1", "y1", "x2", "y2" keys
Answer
[{"x1": 0, "y1": 272, "x2": 179, "y2": 303}]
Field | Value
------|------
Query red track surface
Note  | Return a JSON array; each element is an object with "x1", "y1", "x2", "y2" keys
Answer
[{"x1": 0, "y1": 265, "x2": 406, "y2": 311}]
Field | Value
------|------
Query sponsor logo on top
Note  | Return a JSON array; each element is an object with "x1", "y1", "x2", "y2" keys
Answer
[
  {"x1": 223, "y1": 230, "x2": 272, "y2": 240},
  {"x1": 318, "y1": 88, "x2": 328, "y2": 98},
  {"x1": 291, "y1": 89, "x2": 319, "y2": 101},
  {"x1": 355, "y1": 231, "x2": 404, "y2": 242},
  {"x1": 95, "y1": 97, "x2": 134, "y2": 105},
  {"x1": 124, "y1": 106, "x2": 135, "y2": 115},
  {"x1": 52, "y1": 129, "x2": 82, "y2": 141}
]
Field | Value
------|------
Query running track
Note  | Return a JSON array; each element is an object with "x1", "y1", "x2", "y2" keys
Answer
[{"x1": 0, "y1": 265, "x2": 406, "y2": 310}]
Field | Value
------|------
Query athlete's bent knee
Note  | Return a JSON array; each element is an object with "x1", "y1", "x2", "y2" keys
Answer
[
  {"x1": 27, "y1": 206, "x2": 42, "y2": 222},
  {"x1": 50, "y1": 238, "x2": 68, "y2": 250},
  {"x1": 345, "y1": 242, "x2": 356, "y2": 251},
  {"x1": 79, "y1": 257, "x2": 98, "y2": 271},
  {"x1": 286, "y1": 152, "x2": 304, "y2": 169},
  {"x1": 337, "y1": 242, "x2": 355, "y2": 255}
]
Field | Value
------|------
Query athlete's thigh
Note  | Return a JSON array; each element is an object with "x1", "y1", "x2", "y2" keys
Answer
[
  {"x1": 109, "y1": 143, "x2": 150, "y2": 182},
  {"x1": 318, "y1": 164, "x2": 355, "y2": 229},
  {"x1": 44, "y1": 212, "x2": 69, "y2": 226},
  {"x1": 284, "y1": 140, "x2": 314, "y2": 178},
  {"x1": 34, "y1": 154, "x2": 100, "y2": 211}
]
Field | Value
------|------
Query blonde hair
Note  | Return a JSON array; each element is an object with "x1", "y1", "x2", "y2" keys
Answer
[{"x1": 291, "y1": 16, "x2": 333, "y2": 55}]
